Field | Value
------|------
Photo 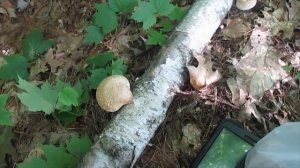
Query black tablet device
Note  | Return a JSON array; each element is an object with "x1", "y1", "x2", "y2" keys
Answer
[{"x1": 191, "y1": 119, "x2": 260, "y2": 168}]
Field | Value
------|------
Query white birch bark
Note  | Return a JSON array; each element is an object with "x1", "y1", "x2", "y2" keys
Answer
[{"x1": 81, "y1": 0, "x2": 233, "y2": 167}]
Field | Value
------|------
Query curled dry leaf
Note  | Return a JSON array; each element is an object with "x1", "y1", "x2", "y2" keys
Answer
[
  {"x1": 227, "y1": 77, "x2": 247, "y2": 106},
  {"x1": 96, "y1": 75, "x2": 133, "y2": 112},
  {"x1": 0, "y1": 0, "x2": 16, "y2": 18},
  {"x1": 256, "y1": 11, "x2": 294, "y2": 39},
  {"x1": 236, "y1": 0, "x2": 257, "y2": 10},
  {"x1": 222, "y1": 18, "x2": 251, "y2": 39},
  {"x1": 187, "y1": 54, "x2": 221, "y2": 90},
  {"x1": 239, "y1": 100, "x2": 262, "y2": 122},
  {"x1": 228, "y1": 28, "x2": 288, "y2": 102},
  {"x1": 228, "y1": 28, "x2": 289, "y2": 122}
]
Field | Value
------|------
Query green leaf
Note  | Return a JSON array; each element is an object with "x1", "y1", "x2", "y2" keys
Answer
[
  {"x1": 17, "y1": 78, "x2": 58, "y2": 114},
  {"x1": 18, "y1": 157, "x2": 48, "y2": 168},
  {"x1": 151, "y1": 0, "x2": 175, "y2": 16},
  {"x1": 58, "y1": 87, "x2": 80, "y2": 106},
  {"x1": 56, "y1": 110, "x2": 81, "y2": 126},
  {"x1": 42, "y1": 145, "x2": 77, "y2": 168},
  {"x1": 0, "y1": 54, "x2": 29, "y2": 81},
  {"x1": 160, "y1": 18, "x2": 174, "y2": 32},
  {"x1": 0, "y1": 94, "x2": 12, "y2": 126},
  {"x1": 108, "y1": 0, "x2": 138, "y2": 13},
  {"x1": 66, "y1": 135, "x2": 92, "y2": 158},
  {"x1": 74, "y1": 80, "x2": 90, "y2": 104},
  {"x1": 109, "y1": 59, "x2": 127, "y2": 75},
  {"x1": 282, "y1": 64, "x2": 293, "y2": 72},
  {"x1": 168, "y1": 6, "x2": 187, "y2": 21},
  {"x1": 88, "y1": 68, "x2": 108, "y2": 89},
  {"x1": 18, "y1": 135, "x2": 92, "y2": 168},
  {"x1": 131, "y1": 1, "x2": 156, "y2": 30},
  {"x1": 84, "y1": 25, "x2": 104, "y2": 44},
  {"x1": 147, "y1": 29, "x2": 167, "y2": 46},
  {"x1": 296, "y1": 71, "x2": 300, "y2": 81},
  {"x1": 88, "y1": 52, "x2": 115, "y2": 68},
  {"x1": 94, "y1": 3, "x2": 118, "y2": 34},
  {"x1": 22, "y1": 29, "x2": 54, "y2": 60}
]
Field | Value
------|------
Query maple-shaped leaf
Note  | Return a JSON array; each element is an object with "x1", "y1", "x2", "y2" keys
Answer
[
  {"x1": 147, "y1": 29, "x2": 167, "y2": 46},
  {"x1": 66, "y1": 135, "x2": 92, "y2": 158},
  {"x1": 73, "y1": 80, "x2": 90, "y2": 104},
  {"x1": 132, "y1": 0, "x2": 176, "y2": 29},
  {"x1": 18, "y1": 135, "x2": 92, "y2": 167},
  {"x1": 0, "y1": 54, "x2": 29, "y2": 81},
  {"x1": 84, "y1": 25, "x2": 104, "y2": 44},
  {"x1": 160, "y1": 18, "x2": 174, "y2": 32},
  {"x1": 87, "y1": 52, "x2": 115, "y2": 68},
  {"x1": 56, "y1": 109, "x2": 82, "y2": 126},
  {"x1": 22, "y1": 29, "x2": 54, "y2": 60},
  {"x1": 108, "y1": 0, "x2": 138, "y2": 13},
  {"x1": 17, "y1": 78, "x2": 58, "y2": 114},
  {"x1": 0, "y1": 94, "x2": 12, "y2": 126},
  {"x1": 41, "y1": 145, "x2": 77, "y2": 168},
  {"x1": 17, "y1": 157, "x2": 48, "y2": 168},
  {"x1": 88, "y1": 68, "x2": 108, "y2": 89},
  {"x1": 151, "y1": 0, "x2": 175, "y2": 16},
  {"x1": 131, "y1": 1, "x2": 156, "y2": 30},
  {"x1": 168, "y1": 6, "x2": 187, "y2": 21},
  {"x1": 94, "y1": 3, "x2": 118, "y2": 34},
  {"x1": 109, "y1": 58, "x2": 127, "y2": 75}
]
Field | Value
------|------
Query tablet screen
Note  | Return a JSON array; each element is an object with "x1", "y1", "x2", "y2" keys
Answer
[{"x1": 197, "y1": 128, "x2": 253, "y2": 168}]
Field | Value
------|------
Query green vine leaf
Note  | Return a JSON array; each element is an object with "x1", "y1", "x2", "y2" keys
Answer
[
  {"x1": 147, "y1": 29, "x2": 167, "y2": 46},
  {"x1": 132, "y1": 0, "x2": 176, "y2": 30},
  {"x1": 22, "y1": 29, "x2": 54, "y2": 60},
  {"x1": 94, "y1": 3, "x2": 118, "y2": 34},
  {"x1": 87, "y1": 52, "x2": 115, "y2": 68},
  {"x1": 108, "y1": 0, "x2": 138, "y2": 13},
  {"x1": 131, "y1": 1, "x2": 156, "y2": 30},
  {"x1": 18, "y1": 135, "x2": 92, "y2": 168},
  {"x1": 88, "y1": 68, "x2": 109, "y2": 89},
  {"x1": 84, "y1": 25, "x2": 104, "y2": 44},
  {"x1": 0, "y1": 54, "x2": 29, "y2": 81},
  {"x1": 151, "y1": 0, "x2": 175, "y2": 16},
  {"x1": 109, "y1": 59, "x2": 127, "y2": 75}
]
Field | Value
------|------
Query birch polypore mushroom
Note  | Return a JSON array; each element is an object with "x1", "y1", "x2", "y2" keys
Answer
[
  {"x1": 96, "y1": 75, "x2": 133, "y2": 112},
  {"x1": 236, "y1": 0, "x2": 257, "y2": 10}
]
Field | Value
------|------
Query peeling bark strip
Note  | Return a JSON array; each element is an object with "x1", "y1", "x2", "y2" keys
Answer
[{"x1": 81, "y1": 0, "x2": 233, "y2": 167}]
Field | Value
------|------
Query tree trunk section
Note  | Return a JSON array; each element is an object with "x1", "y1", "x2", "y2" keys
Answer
[{"x1": 81, "y1": 0, "x2": 233, "y2": 167}]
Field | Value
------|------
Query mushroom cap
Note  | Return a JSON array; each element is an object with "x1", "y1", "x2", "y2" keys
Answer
[
  {"x1": 96, "y1": 75, "x2": 133, "y2": 112},
  {"x1": 236, "y1": 0, "x2": 257, "y2": 10}
]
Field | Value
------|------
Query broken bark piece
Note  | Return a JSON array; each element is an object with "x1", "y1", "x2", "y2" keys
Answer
[{"x1": 81, "y1": 0, "x2": 233, "y2": 167}]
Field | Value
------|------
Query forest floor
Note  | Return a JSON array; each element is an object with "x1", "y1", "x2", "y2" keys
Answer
[{"x1": 0, "y1": 0, "x2": 299, "y2": 167}]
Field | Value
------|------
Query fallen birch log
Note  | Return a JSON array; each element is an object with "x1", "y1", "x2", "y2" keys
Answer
[{"x1": 81, "y1": 0, "x2": 233, "y2": 167}]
